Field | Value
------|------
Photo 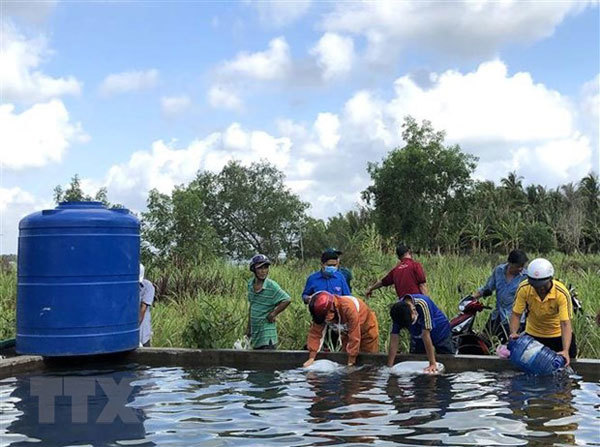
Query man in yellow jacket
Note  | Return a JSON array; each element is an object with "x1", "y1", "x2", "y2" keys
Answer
[{"x1": 509, "y1": 258, "x2": 576, "y2": 366}]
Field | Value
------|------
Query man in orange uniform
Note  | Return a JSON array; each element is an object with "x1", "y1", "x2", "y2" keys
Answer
[{"x1": 303, "y1": 291, "x2": 379, "y2": 367}]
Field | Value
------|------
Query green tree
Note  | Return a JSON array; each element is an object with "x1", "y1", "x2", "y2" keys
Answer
[
  {"x1": 299, "y1": 207, "x2": 373, "y2": 263},
  {"x1": 363, "y1": 117, "x2": 477, "y2": 251},
  {"x1": 579, "y1": 173, "x2": 600, "y2": 252},
  {"x1": 53, "y1": 174, "x2": 114, "y2": 206},
  {"x1": 195, "y1": 160, "x2": 309, "y2": 260},
  {"x1": 141, "y1": 185, "x2": 222, "y2": 267},
  {"x1": 522, "y1": 222, "x2": 556, "y2": 253},
  {"x1": 500, "y1": 171, "x2": 527, "y2": 207}
]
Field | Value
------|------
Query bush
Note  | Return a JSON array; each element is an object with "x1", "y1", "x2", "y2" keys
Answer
[{"x1": 522, "y1": 222, "x2": 556, "y2": 253}]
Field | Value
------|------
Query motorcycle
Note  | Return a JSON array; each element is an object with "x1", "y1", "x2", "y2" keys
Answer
[
  {"x1": 450, "y1": 291, "x2": 493, "y2": 355},
  {"x1": 450, "y1": 283, "x2": 582, "y2": 355}
]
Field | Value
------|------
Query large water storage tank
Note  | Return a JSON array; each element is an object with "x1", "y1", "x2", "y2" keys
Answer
[{"x1": 16, "y1": 201, "x2": 140, "y2": 356}]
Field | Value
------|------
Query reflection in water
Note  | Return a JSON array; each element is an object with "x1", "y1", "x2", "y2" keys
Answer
[
  {"x1": 2, "y1": 365, "x2": 153, "y2": 447},
  {"x1": 1, "y1": 364, "x2": 599, "y2": 447}
]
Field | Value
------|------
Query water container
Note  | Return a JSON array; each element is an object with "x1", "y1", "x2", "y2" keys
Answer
[
  {"x1": 508, "y1": 334, "x2": 566, "y2": 375},
  {"x1": 17, "y1": 202, "x2": 140, "y2": 356}
]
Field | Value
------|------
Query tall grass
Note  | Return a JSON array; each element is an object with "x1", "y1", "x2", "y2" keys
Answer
[
  {"x1": 143, "y1": 251, "x2": 600, "y2": 358},
  {"x1": 0, "y1": 270, "x2": 16, "y2": 340},
  {"x1": 1, "y1": 250, "x2": 599, "y2": 358}
]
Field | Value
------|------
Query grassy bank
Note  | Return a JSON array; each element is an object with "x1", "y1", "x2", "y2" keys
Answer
[{"x1": 1, "y1": 253, "x2": 599, "y2": 357}]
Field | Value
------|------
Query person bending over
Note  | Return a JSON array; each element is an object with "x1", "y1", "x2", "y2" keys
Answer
[
  {"x1": 388, "y1": 294, "x2": 454, "y2": 373},
  {"x1": 303, "y1": 291, "x2": 379, "y2": 367}
]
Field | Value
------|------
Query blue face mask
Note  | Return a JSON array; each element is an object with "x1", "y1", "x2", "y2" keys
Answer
[{"x1": 324, "y1": 265, "x2": 337, "y2": 276}]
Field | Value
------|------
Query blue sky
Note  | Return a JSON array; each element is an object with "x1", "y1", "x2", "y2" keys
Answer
[{"x1": 1, "y1": 0, "x2": 599, "y2": 254}]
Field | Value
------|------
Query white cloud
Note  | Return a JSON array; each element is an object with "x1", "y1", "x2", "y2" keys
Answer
[
  {"x1": 7, "y1": 60, "x2": 590, "y2": 250},
  {"x1": 343, "y1": 91, "x2": 392, "y2": 146},
  {"x1": 388, "y1": 60, "x2": 575, "y2": 144},
  {"x1": 209, "y1": 37, "x2": 292, "y2": 109},
  {"x1": 208, "y1": 85, "x2": 243, "y2": 111},
  {"x1": 219, "y1": 37, "x2": 291, "y2": 81},
  {"x1": 99, "y1": 123, "x2": 292, "y2": 208},
  {"x1": 276, "y1": 118, "x2": 308, "y2": 140},
  {"x1": 246, "y1": 0, "x2": 312, "y2": 27},
  {"x1": 0, "y1": 187, "x2": 53, "y2": 254},
  {"x1": 0, "y1": 187, "x2": 35, "y2": 212},
  {"x1": 0, "y1": 21, "x2": 82, "y2": 104},
  {"x1": 321, "y1": 1, "x2": 594, "y2": 63},
  {"x1": 314, "y1": 112, "x2": 341, "y2": 150},
  {"x1": 510, "y1": 135, "x2": 592, "y2": 184},
  {"x1": 341, "y1": 60, "x2": 594, "y2": 187},
  {"x1": 0, "y1": 100, "x2": 89, "y2": 170},
  {"x1": 580, "y1": 74, "x2": 599, "y2": 173},
  {"x1": 99, "y1": 69, "x2": 159, "y2": 96},
  {"x1": 311, "y1": 32, "x2": 355, "y2": 80},
  {"x1": 160, "y1": 95, "x2": 191, "y2": 116}
]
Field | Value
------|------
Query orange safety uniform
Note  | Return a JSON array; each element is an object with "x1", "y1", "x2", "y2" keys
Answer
[{"x1": 306, "y1": 295, "x2": 379, "y2": 364}]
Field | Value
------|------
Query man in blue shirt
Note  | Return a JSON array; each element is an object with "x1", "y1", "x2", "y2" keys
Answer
[
  {"x1": 388, "y1": 294, "x2": 453, "y2": 373},
  {"x1": 471, "y1": 249, "x2": 528, "y2": 343},
  {"x1": 302, "y1": 250, "x2": 350, "y2": 303}
]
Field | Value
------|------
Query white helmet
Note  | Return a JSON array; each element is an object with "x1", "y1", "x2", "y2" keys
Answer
[
  {"x1": 527, "y1": 258, "x2": 553, "y2": 286},
  {"x1": 139, "y1": 263, "x2": 145, "y2": 283}
]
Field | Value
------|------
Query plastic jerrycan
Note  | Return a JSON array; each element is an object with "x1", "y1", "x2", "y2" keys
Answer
[{"x1": 508, "y1": 334, "x2": 566, "y2": 375}]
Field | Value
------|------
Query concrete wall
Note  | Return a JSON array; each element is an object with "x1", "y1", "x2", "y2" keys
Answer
[{"x1": 1, "y1": 348, "x2": 598, "y2": 380}]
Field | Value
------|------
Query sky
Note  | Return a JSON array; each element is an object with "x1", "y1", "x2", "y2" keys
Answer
[{"x1": 1, "y1": 0, "x2": 599, "y2": 254}]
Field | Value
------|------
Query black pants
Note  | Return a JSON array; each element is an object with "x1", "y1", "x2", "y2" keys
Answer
[
  {"x1": 410, "y1": 334, "x2": 455, "y2": 355},
  {"x1": 529, "y1": 333, "x2": 577, "y2": 358},
  {"x1": 484, "y1": 316, "x2": 524, "y2": 344},
  {"x1": 254, "y1": 340, "x2": 276, "y2": 350}
]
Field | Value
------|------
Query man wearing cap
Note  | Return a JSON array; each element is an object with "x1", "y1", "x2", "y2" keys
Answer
[
  {"x1": 509, "y1": 258, "x2": 577, "y2": 366},
  {"x1": 365, "y1": 243, "x2": 428, "y2": 300},
  {"x1": 247, "y1": 254, "x2": 291, "y2": 350},
  {"x1": 303, "y1": 291, "x2": 379, "y2": 367},
  {"x1": 301, "y1": 250, "x2": 351, "y2": 304},
  {"x1": 326, "y1": 248, "x2": 354, "y2": 292}
]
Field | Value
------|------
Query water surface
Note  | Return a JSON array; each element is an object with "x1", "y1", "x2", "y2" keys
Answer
[{"x1": 1, "y1": 364, "x2": 599, "y2": 446}]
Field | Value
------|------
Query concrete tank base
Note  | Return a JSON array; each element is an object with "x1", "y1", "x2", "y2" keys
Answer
[{"x1": 1, "y1": 348, "x2": 598, "y2": 381}]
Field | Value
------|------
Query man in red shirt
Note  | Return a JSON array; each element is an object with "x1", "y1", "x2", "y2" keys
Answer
[{"x1": 365, "y1": 243, "x2": 428, "y2": 299}]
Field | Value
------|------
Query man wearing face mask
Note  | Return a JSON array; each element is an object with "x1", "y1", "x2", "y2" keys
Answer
[{"x1": 301, "y1": 250, "x2": 350, "y2": 304}]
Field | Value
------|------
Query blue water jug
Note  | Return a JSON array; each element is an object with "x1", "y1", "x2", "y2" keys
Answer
[{"x1": 508, "y1": 334, "x2": 566, "y2": 375}]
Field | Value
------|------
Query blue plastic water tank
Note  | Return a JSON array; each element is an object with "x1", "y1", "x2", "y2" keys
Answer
[
  {"x1": 16, "y1": 201, "x2": 140, "y2": 356},
  {"x1": 508, "y1": 334, "x2": 566, "y2": 375}
]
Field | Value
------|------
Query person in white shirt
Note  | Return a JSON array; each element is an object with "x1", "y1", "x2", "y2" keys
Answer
[{"x1": 138, "y1": 264, "x2": 155, "y2": 347}]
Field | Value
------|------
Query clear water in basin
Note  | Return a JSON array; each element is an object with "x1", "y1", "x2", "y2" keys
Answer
[{"x1": 1, "y1": 364, "x2": 599, "y2": 446}]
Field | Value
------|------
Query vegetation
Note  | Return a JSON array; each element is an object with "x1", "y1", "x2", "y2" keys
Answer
[
  {"x1": 2, "y1": 248, "x2": 598, "y2": 357},
  {"x1": 3, "y1": 116, "x2": 596, "y2": 358},
  {"x1": 142, "y1": 160, "x2": 308, "y2": 265},
  {"x1": 53, "y1": 174, "x2": 122, "y2": 208}
]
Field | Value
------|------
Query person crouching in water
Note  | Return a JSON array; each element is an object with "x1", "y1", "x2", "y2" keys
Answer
[
  {"x1": 246, "y1": 254, "x2": 291, "y2": 350},
  {"x1": 303, "y1": 291, "x2": 379, "y2": 367},
  {"x1": 388, "y1": 294, "x2": 454, "y2": 373}
]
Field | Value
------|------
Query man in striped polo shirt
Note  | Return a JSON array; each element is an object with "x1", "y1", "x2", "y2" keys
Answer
[
  {"x1": 388, "y1": 294, "x2": 453, "y2": 373},
  {"x1": 509, "y1": 258, "x2": 576, "y2": 366},
  {"x1": 246, "y1": 254, "x2": 291, "y2": 350}
]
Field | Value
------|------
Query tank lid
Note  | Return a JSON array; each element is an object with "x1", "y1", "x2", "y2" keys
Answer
[
  {"x1": 19, "y1": 201, "x2": 139, "y2": 229},
  {"x1": 57, "y1": 201, "x2": 105, "y2": 209}
]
